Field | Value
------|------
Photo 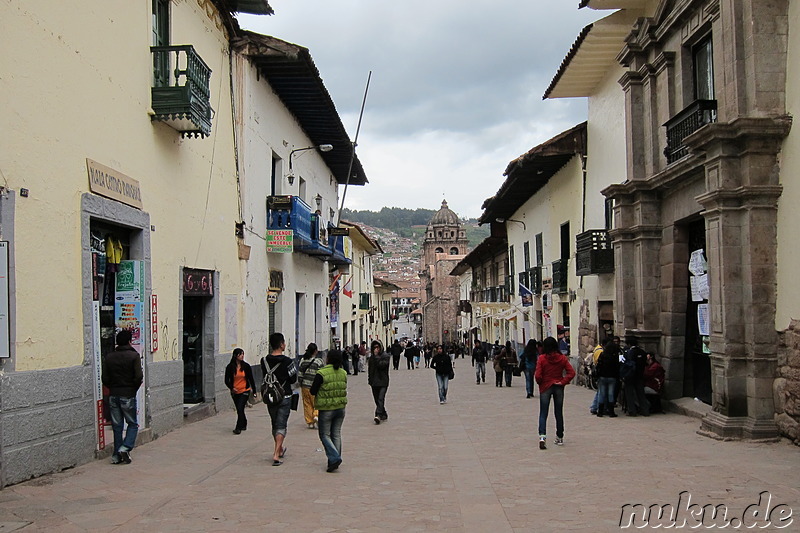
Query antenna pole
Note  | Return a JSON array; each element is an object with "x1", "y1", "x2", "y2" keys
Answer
[{"x1": 337, "y1": 71, "x2": 372, "y2": 225}]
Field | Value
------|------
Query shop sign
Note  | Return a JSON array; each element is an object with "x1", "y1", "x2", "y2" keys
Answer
[
  {"x1": 183, "y1": 268, "x2": 214, "y2": 296},
  {"x1": 267, "y1": 230, "x2": 293, "y2": 253},
  {"x1": 86, "y1": 158, "x2": 143, "y2": 209},
  {"x1": 329, "y1": 227, "x2": 350, "y2": 237},
  {"x1": 150, "y1": 295, "x2": 158, "y2": 352}
]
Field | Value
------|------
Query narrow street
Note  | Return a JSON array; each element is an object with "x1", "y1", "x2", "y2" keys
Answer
[{"x1": 0, "y1": 365, "x2": 797, "y2": 532}]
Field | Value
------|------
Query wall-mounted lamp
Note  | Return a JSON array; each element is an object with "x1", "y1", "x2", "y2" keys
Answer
[
  {"x1": 314, "y1": 194, "x2": 323, "y2": 208},
  {"x1": 287, "y1": 144, "x2": 333, "y2": 185},
  {"x1": 495, "y1": 217, "x2": 526, "y2": 231}
]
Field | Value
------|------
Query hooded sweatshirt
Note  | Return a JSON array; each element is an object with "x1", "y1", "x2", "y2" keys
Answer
[{"x1": 534, "y1": 351, "x2": 576, "y2": 394}]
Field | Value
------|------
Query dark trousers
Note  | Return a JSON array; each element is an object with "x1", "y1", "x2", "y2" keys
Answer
[
  {"x1": 371, "y1": 385, "x2": 388, "y2": 419},
  {"x1": 231, "y1": 392, "x2": 249, "y2": 430},
  {"x1": 504, "y1": 367, "x2": 514, "y2": 387},
  {"x1": 352, "y1": 355, "x2": 359, "y2": 375},
  {"x1": 495, "y1": 371, "x2": 504, "y2": 386},
  {"x1": 624, "y1": 380, "x2": 650, "y2": 415},
  {"x1": 392, "y1": 356, "x2": 400, "y2": 370},
  {"x1": 406, "y1": 357, "x2": 414, "y2": 369}
]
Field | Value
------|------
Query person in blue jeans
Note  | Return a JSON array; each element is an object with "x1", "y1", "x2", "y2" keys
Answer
[
  {"x1": 520, "y1": 339, "x2": 539, "y2": 398},
  {"x1": 534, "y1": 337, "x2": 576, "y2": 450},
  {"x1": 595, "y1": 341, "x2": 620, "y2": 417},
  {"x1": 102, "y1": 329, "x2": 143, "y2": 465},
  {"x1": 431, "y1": 344, "x2": 453, "y2": 404},
  {"x1": 310, "y1": 349, "x2": 348, "y2": 472}
]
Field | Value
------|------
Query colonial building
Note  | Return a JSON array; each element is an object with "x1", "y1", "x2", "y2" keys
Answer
[
  {"x1": 576, "y1": 0, "x2": 798, "y2": 441},
  {"x1": 419, "y1": 200, "x2": 468, "y2": 344}
]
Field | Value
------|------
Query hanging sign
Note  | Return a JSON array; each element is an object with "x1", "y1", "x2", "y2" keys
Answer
[
  {"x1": 183, "y1": 268, "x2": 214, "y2": 296},
  {"x1": 267, "y1": 230, "x2": 293, "y2": 253},
  {"x1": 150, "y1": 294, "x2": 158, "y2": 352}
]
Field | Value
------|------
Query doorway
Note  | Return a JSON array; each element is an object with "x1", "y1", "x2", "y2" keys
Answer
[
  {"x1": 683, "y1": 218, "x2": 712, "y2": 404},
  {"x1": 183, "y1": 297, "x2": 205, "y2": 404}
]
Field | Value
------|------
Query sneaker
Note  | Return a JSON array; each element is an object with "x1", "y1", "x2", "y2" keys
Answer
[
  {"x1": 118, "y1": 449, "x2": 132, "y2": 464},
  {"x1": 555, "y1": 437, "x2": 564, "y2": 446},
  {"x1": 110, "y1": 454, "x2": 121, "y2": 465},
  {"x1": 440, "y1": 400, "x2": 445, "y2": 404},
  {"x1": 307, "y1": 423, "x2": 315, "y2": 429},
  {"x1": 539, "y1": 436, "x2": 546, "y2": 450},
  {"x1": 326, "y1": 459, "x2": 342, "y2": 473},
  {"x1": 374, "y1": 416, "x2": 381, "y2": 425}
]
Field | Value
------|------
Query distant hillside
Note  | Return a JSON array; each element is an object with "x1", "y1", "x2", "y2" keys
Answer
[{"x1": 342, "y1": 207, "x2": 489, "y2": 248}]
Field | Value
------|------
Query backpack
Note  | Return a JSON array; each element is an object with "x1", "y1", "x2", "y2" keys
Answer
[
  {"x1": 619, "y1": 353, "x2": 636, "y2": 381},
  {"x1": 261, "y1": 359, "x2": 284, "y2": 407}
]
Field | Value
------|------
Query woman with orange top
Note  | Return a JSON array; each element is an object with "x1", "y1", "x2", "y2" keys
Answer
[{"x1": 224, "y1": 348, "x2": 256, "y2": 434}]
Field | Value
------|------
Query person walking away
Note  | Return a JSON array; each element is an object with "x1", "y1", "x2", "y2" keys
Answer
[
  {"x1": 367, "y1": 340, "x2": 391, "y2": 424},
  {"x1": 534, "y1": 336, "x2": 576, "y2": 449},
  {"x1": 622, "y1": 337, "x2": 650, "y2": 416},
  {"x1": 298, "y1": 343, "x2": 325, "y2": 428},
  {"x1": 501, "y1": 341, "x2": 517, "y2": 387},
  {"x1": 224, "y1": 347, "x2": 256, "y2": 434},
  {"x1": 310, "y1": 349, "x2": 348, "y2": 472},
  {"x1": 404, "y1": 341, "x2": 415, "y2": 370},
  {"x1": 358, "y1": 342, "x2": 368, "y2": 372},
  {"x1": 102, "y1": 329, "x2": 143, "y2": 464},
  {"x1": 493, "y1": 345, "x2": 506, "y2": 387},
  {"x1": 431, "y1": 344, "x2": 453, "y2": 403},
  {"x1": 351, "y1": 345, "x2": 360, "y2": 376},
  {"x1": 595, "y1": 340, "x2": 620, "y2": 417},
  {"x1": 424, "y1": 343, "x2": 433, "y2": 368},
  {"x1": 342, "y1": 345, "x2": 352, "y2": 375},
  {"x1": 261, "y1": 332, "x2": 298, "y2": 466},
  {"x1": 390, "y1": 340, "x2": 402, "y2": 370},
  {"x1": 643, "y1": 352, "x2": 665, "y2": 413},
  {"x1": 406, "y1": 341, "x2": 421, "y2": 371},
  {"x1": 520, "y1": 339, "x2": 539, "y2": 398},
  {"x1": 471, "y1": 339, "x2": 488, "y2": 384}
]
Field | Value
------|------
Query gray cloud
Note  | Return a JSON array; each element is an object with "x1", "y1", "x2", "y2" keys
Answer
[{"x1": 240, "y1": 1, "x2": 601, "y2": 218}]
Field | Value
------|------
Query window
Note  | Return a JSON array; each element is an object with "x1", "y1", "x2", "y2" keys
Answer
[
  {"x1": 435, "y1": 247, "x2": 444, "y2": 253},
  {"x1": 523, "y1": 241, "x2": 531, "y2": 271},
  {"x1": 152, "y1": 0, "x2": 170, "y2": 86},
  {"x1": 693, "y1": 35, "x2": 714, "y2": 101},
  {"x1": 535, "y1": 233, "x2": 543, "y2": 266},
  {"x1": 449, "y1": 247, "x2": 459, "y2": 255},
  {"x1": 560, "y1": 222, "x2": 570, "y2": 260},
  {"x1": 271, "y1": 152, "x2": 281, "y2": 196},
  {"x1": 604, "y1": 199, "x2": 614, "y2": 230}
]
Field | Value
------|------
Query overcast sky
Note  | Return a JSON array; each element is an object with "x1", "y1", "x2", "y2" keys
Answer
[{"x1": 239, "y1": 1, "x2": 601, "y2": 219}]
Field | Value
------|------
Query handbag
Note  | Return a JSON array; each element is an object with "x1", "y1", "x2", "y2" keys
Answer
[
  {"x1": 448, "y1": 369, "x2": 455, "y2": 380},
  {"x1": 246, "y1": 389, "x2": 257, "y2": 406},
  {"x1": 290, "y1": 392, "x2": 299, "y2": 411}
]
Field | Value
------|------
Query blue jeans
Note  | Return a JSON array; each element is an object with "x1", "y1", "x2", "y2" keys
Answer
[
  {"x1": 435, "y1": 373, "x2": 450, "y2": 402},
  {"x1": 475, "y1": 362, "x2": 485, "y2": 382},
  {"x1": 538, "y1": 385, "x2": 565, "y2": 439},
  {"x1": 267, "y1": 396, "x2": 292, "y2": 436},
  {"x1": 109, "y1": 395, "x2": 139, "y2": 454},
  {"x1": 597, "y1": 377, "x2": 616, "y2": 405},
  {"x1": 523, "y1": 366, "x2": 535, "y2": 396},
  {"x1": 317, "y1": 408, "x2": 346, "y2": 466}
]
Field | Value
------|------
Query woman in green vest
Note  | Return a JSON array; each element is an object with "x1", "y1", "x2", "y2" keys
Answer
[{"x1": 310, "y1": 349, "x2": 348, "y2": 472}]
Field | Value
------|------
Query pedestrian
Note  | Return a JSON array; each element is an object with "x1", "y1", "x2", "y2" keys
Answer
[
  {"x1": 342, "y1": 345, "x2": 352, "y2": 374},
  {"x1": 310, "y1": 348, "x2": 348, "y2": 472},
  {"x1": 260, "y1": 332, "x2": 298, "y2": 466},
  {"x1": 471, "y1": 338, "x2": 487, "y2": 384},
  {"x1": 407, "y1": 341, "x2": 420, "y2": 370},
  {"x1": 351, "y1": 345, "x2": 360, "y2": 376},
  {"x1": 367, "y1": 340, "x2": 390, "y2": 424},
  {"x1": 501, "y1": 341, "x2": 518, "y2": 387},
  {"x1": 298, "y1": 343, "x2": 324, "y2": 429},
  {"x1": 622, "y1": 337, "x2": 650, "y2": 416},
  {"x1": 430, "y1": 344, "x2": 453, "y2": 404},
  {"x1": 224, "y1": 347, "x2": 257, "y2": 434},
  {"x1": 520, "y1": 339, "x2": 539, "y2": 398},
  {"x1": 102, "y1": 329, "x2": 143, "y2": 465},
  {"x1": 493, "y1": 345, "x2": 506, "y2": 387},
  {"x1": 390, "y1": 340, "x2": 402, "y2": 370},
  {"x1": 424, "y1": 343, "x2": 433, "y2": 368},
  {"x1": 643, "y1": 352, "x2": 665, "y2": 413},
  {"x1": 404, "y1": 341, "x2": 415, "y2": 369},
  {"x1": 595, "y1": 340, "x2": 620, "y2": 417},
  {"x1": 534, "y1": 336, "x2": 576, "y2": 449}
]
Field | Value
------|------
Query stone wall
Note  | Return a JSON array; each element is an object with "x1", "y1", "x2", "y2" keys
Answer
[{"x1": 775, "y1": 319, "x2": 800, "y2": 444}]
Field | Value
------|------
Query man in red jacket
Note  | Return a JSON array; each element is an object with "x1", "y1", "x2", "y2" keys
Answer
[{"x1": 534, "y1": 337, "x2": 576, "y2": 450}]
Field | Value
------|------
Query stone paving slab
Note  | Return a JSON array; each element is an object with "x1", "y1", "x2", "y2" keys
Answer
[{"x1": 0, "y1": 365, "x2": 797, "y2": 531}]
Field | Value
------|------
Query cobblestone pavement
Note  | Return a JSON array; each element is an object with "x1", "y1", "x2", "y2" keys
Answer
[{"x1": 0, "y1": 364, "x2": 797, "y2": 532}]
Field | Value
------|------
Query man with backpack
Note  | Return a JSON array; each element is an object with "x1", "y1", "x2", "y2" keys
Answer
[
  {"x1": 261, "y1": 332, "x2": 298, "y2": 466},
  {"x1": 621, "y1": 337, "x2": 650, "y2": 417}
]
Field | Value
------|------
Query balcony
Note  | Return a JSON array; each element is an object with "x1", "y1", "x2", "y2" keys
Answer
[
  {"x1": 575, "y1": 230, "x2": 614, "y2": 276},
  {"x1": 552, "y1": 259, "x2": 568, "y2": 294},
  {"x1": 267, "y1": 195, "x2": 325, "y2": 256},
  {"x1": 664, "y1": 99, "x2": 717, "y2": 164},
  {"x1": 151, "y1": 45, "x2": 212, "y2": 138}
]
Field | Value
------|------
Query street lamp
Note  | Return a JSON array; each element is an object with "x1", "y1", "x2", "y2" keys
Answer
[
  {"x1": 287, "y1": 144, "x2": 333, "y2": 185},
  {"x1": 495, "y1": 217, "x2": 526, "y2": 231}
]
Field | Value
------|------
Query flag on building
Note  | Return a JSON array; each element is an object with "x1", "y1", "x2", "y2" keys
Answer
[
  {"x1": 343, "y1": 277, "x2": 353, "y2": 298},
  {"x1": 329, "y1": 272, "x2": 341, "y2": 294},
  {"x1": 519, "y1": 283, "x2": 533, "y2": 307}
]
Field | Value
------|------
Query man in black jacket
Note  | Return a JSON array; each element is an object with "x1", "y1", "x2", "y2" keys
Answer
[
  {"x1": 471, "y1": 339, "x2": 488, "y2": 384},
  {"x1": 102, "y1": 329, "x2": 143, "y2": 465},
  {"x1": 390, "y1": 340, "x2": 402, "y2": 370}
]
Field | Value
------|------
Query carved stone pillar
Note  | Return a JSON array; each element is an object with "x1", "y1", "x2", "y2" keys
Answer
[{"x1": 691, "y1": 117, "x2": 790, "y2": 440}]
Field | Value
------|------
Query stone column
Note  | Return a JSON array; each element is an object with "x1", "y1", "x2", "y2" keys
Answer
[{"x1": 692, "y1": 117, "x2": 790, "y2": 439}]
